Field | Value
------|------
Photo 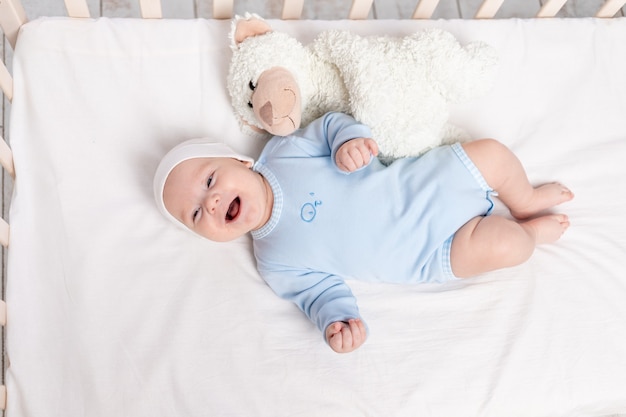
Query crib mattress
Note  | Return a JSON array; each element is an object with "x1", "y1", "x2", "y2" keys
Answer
[{"x1": 6, "y1": 16, "x2": 626, "y2": 417}]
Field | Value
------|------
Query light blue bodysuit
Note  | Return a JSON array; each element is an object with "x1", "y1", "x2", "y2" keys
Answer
[{"x1": 252, "y1": 112, "x2": 495, "y2": 338}]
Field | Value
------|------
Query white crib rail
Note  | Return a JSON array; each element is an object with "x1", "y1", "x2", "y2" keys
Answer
[
  {"x1": 0, "y1": 0, "x2": 26, "y2": 48},
  {"x1": 597, "y1": 0, "x2": 626, "y2": 16},
  {"x1": 63, "y1": 0, "x2": 90, "y2": 18},
  {"x1": 0, "y1": 0, "x2": 625, "y2": 413},
  {"x1": 31, "y1": 0, "x2": 626, "y2": 20}
]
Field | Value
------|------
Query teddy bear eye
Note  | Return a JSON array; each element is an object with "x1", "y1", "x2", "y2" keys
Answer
[
  {"x1": 248, "y1": 80, "x2": 256, "y2": 91},
  {"x1": 247, "y1": 101, "x2": 253, "y2": 108}
]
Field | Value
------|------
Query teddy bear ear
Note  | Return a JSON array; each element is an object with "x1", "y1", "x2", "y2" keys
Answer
[{"x1": 230, "y1": 13, "x2": 273, "y2": 50}]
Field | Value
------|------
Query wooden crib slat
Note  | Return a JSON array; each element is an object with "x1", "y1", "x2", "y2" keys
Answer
[
  {"x1": 282, "y1": 0, "x2": 304, "y2": 19},
  {"x1": 412, "y1": 0, "x2": 441, "y2": 19},
  {"x1": 596, "y1": 0, "x2": 626, "y2": 17},
  {"x1": 475, "y1": 0, "x2": 505, "y2": 18},
  {"x1": 0, "y1": 384, "x2": 5, "y2": 411},
  {"x1": 0, "y1": 0, "x2": 28, "y2": 49},
  {"x1": 536, "y1": 0, "x2": 567, "y2": 17},
  {"x1": 140, "y1": 0, "x2": 163, "y2": 19},
  {"x1": 213, "y1": 0, "x2": 233, "y2": 19},
  {"x1": 64, "y1": 0, "x2": 90, "y2": 18},
  {"x1": 349, "y1": 0, "x2": 374, "y2": 19},
  {"x1": 0, "y1": 61, "x2": 13, "y2": 102},
  {"x1": 0, "y1": 136, "x2": 15, "y2": 179},
  {"x1": 0, "y1": 217, "x2": 9, "y2": 248}
]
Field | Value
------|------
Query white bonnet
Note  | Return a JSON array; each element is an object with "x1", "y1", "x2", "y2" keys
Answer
[{"x1": 153, "y1": 138, "x2": 254, "y2": 227}]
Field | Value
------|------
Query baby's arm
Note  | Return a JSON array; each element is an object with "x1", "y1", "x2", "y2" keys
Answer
[
  {"x1": 258, "y1": 264, "x2": 367, "y2": 352},
  {"x1": 326, "y1": 319, "x2": 368, "y2": 353},
  {"x1": 335, "y1": 138, "x2": 379, "y2": 173}
]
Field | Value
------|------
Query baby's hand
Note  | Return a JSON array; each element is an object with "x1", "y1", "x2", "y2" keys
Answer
[
  {"x1": 326, "y1": 319, "x2": 368, "y2": 353},
  {"x1": 336, "y1": 138, "x2": 379, "y2": 172}
]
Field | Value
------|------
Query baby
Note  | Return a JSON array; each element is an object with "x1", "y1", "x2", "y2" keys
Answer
[{"x1": 154, "y1": 112, "x2": 573, "y2": 354}]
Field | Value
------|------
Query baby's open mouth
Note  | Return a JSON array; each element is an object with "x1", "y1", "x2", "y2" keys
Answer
[{"x1": 226, "y1": 197, "x2": 240, "y2": 222}]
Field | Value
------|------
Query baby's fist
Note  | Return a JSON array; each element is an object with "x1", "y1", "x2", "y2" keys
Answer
[
  {"x1": 336, "y1": 138, "x2": 379, "y2": 172},
  {"x1": 326, "y1": 319, "x2": 368, "y2": 353}
]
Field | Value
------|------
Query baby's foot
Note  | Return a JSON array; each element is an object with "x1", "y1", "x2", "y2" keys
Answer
[
  {"x1": 511, "y1": 183, "x2": 574, "y2": 220},
  {"x1": 522, "y1": 213, "x2": 570, "y2": 245}
]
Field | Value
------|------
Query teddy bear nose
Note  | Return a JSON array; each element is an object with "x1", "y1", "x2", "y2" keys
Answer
[{"x1": 258, "y1": 88, "x2": 297, "y2": 127}]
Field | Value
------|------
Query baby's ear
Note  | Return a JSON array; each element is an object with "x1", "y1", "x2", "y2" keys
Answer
[{"x1": 230, "y1": 13, "x2": 272, "y2": 49}]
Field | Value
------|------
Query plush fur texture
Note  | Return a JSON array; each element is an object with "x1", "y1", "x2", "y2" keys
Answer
[{"x1": 227, "y1": 14, "x2": 499, "y2": 160}]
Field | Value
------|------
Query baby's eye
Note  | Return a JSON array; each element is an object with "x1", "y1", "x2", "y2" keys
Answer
[
  {"x1": 192, "y1": 208, "x2": 200, "y2": 223},
  {"x1": 207, "y1": 175, "x2": 213, "y2": 187}
]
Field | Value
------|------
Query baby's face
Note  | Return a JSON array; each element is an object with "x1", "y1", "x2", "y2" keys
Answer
[{"x1": 163, "y1": 157, "x2": 271, "y2": 242}]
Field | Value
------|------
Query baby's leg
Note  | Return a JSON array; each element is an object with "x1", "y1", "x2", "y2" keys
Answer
[
  {"x1": 462, "y1": 139, "x2": 574, "y2": 219},
  {"x1": 450, "y1": 213, "x2": 570, "y2": 277}
]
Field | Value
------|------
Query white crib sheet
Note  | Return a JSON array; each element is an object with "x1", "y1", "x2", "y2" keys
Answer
[{"x1": 7, "y1": 16, "x2": 626, "y2": 417}]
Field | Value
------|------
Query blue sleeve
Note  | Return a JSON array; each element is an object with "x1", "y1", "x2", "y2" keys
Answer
[
  {"x1": 292, "y1": 112, "x2": 373, "y2": 170},
  {"x1": 259, "y1": 266, "x2": 362, "y2": 342}
]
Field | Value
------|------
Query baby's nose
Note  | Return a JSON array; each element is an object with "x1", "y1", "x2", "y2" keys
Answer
[{"x1": 204, "y1": 192, "x2": 220, "y2": 213}]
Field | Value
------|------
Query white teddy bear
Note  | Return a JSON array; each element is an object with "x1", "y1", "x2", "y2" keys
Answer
[{"x1": 227, "y1": 14, "x2": 499, "y2": 161}]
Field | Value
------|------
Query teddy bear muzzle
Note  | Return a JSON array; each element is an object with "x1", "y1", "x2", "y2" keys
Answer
[{"x1": 252, "y1": 67, "x2": 302, "y2": 136}]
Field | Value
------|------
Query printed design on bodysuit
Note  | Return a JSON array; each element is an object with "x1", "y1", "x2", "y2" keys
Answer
[{"x1": 300, "y1": 192, "x2": 323, "y2": 222}]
